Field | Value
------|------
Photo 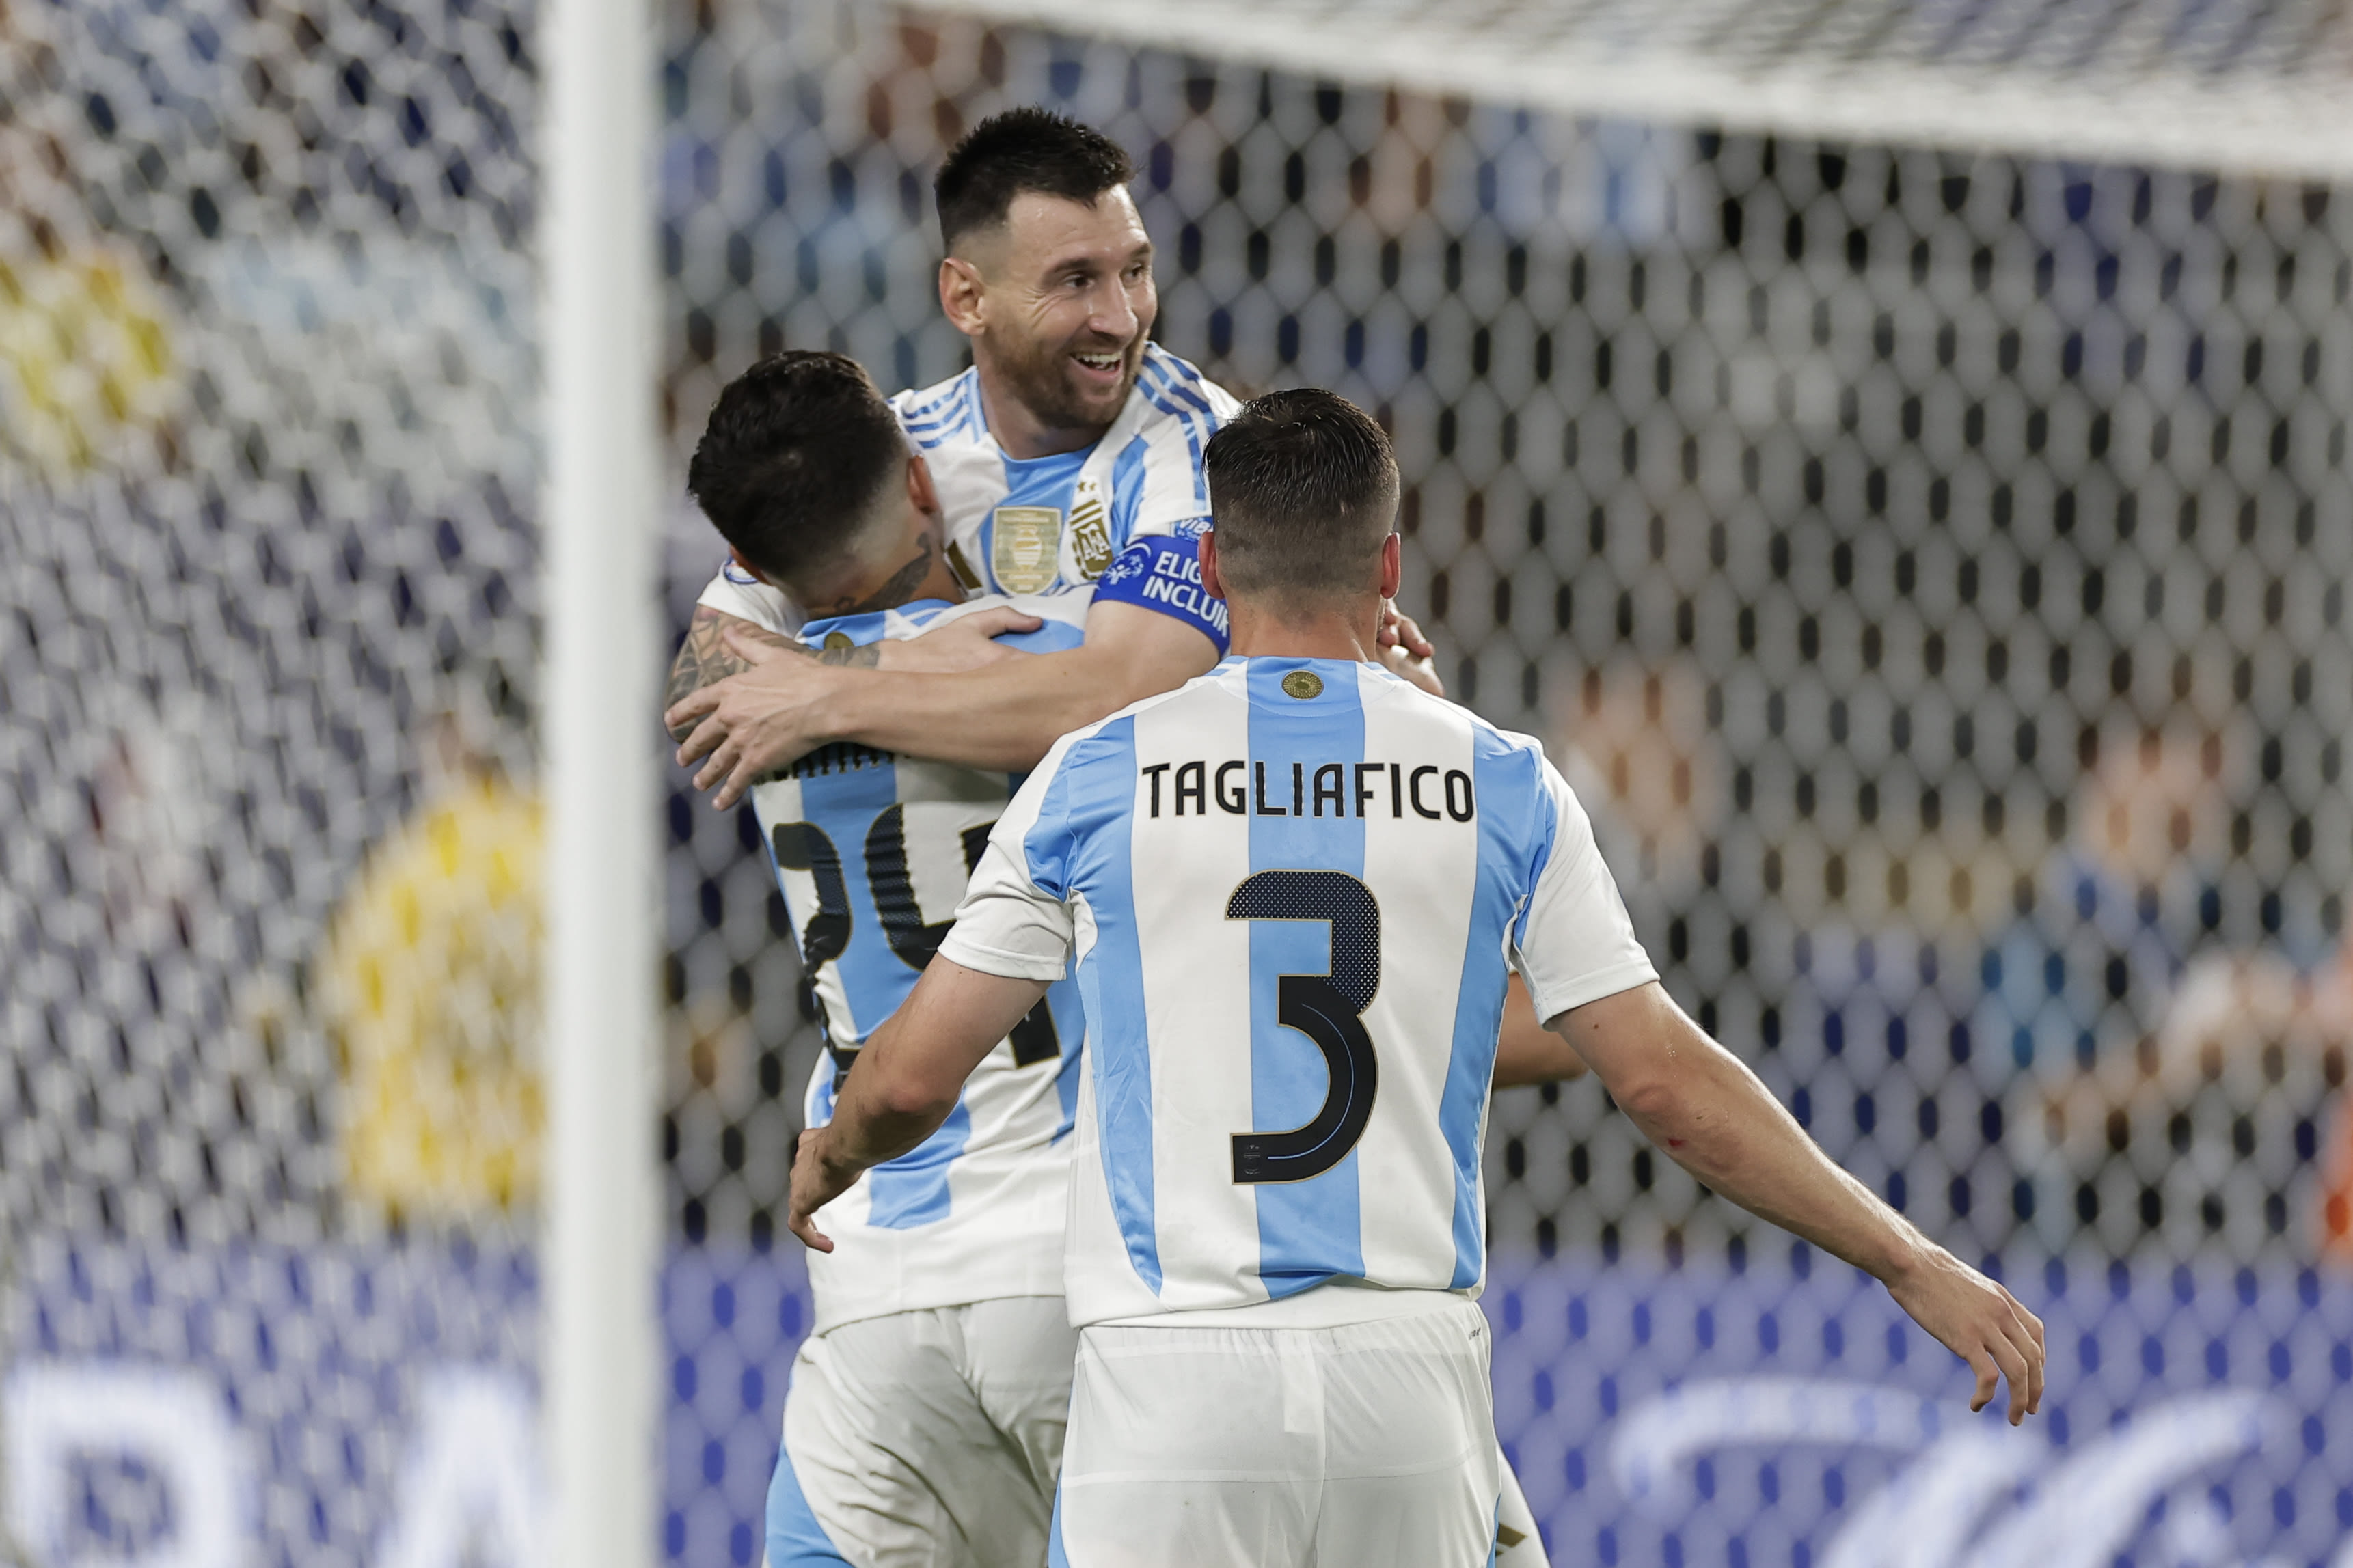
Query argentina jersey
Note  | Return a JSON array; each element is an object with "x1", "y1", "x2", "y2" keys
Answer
[
  {"x1": 941, "y1": 658, "x2": 1659, "y2": 1329},
  {"x1": 696, "y1": 345, "x2": 1238, "y2": 652},
  {"x1": 748, "y1": 590, "x2": 1093, "y2": 1332}
]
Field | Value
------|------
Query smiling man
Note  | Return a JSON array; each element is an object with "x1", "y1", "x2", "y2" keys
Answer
[{"x1": 666, "y1": 107, "x2": 1439, "y2": 793}]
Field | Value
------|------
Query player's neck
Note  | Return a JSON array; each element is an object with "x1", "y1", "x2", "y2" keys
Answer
[
  {"x1": 1226, "y1": 597, "x2": 1383, "y2": 665},
  {"x1": 973, "y1": 361, "x2": 1113, "y2": 460}
]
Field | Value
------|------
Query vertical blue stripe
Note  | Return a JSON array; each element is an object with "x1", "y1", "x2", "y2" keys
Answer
[
  {"x1": 865, "y1": 1100, "x2": 973, "y2": 1228},
  {"x1": 1109, "y1": 433, "x2": 1149, "y2": 551},
  {"x1": 1046, "y1": 1478, "x2": 1074, "y2": 1568},
  {"x1": 1245, "y1": 659, "x2": 1367, "y2": 1297},
  {"x1": 1437, "y1": 734, "x2": 1551, "y2": 1288},
  {"x1": 1045, "y1": 979, "x2": 1086, "y2": 1142},
  {"x1": 765, "y1": 1442, "x2": 856, "y2": 1567},
  {"x1": 1030, "y1": 718, "x2": 1161, "y2": 1292},
  {"x1": 796, "y1": 758, "x2": 905, "y2": 1039}
]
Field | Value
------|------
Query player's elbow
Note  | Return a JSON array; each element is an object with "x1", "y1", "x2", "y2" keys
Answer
[
  {"x1": 873, "y1": 1071, "x2": 960, "y2": 1128},
  {"x1": 1605, "y1": 1068, "x2": 1688, "y2": 1129}
]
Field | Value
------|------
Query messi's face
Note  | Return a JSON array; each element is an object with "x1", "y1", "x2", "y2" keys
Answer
[{"x1": 961, "y1": 188, "x2": 1157, "y2": 439}]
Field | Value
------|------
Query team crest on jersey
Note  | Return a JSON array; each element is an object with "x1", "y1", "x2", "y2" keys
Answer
[
  {"x1": 1068, "y1": 478, "x2": 1114, "y2": 581},
  {"x1": 992, "y1": 506, "x2": 1062, "y2": 594}
]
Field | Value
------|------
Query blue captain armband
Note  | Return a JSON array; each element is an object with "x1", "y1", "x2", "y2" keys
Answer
[{"x1": 1091, "y1": 534, "x2": 1229, "y2": 653}]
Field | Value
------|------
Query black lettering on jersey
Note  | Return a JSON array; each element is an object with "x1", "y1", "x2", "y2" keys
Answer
[
  {"x1": 1008, "y1": 998, "x2": 1061, "y2": 1067},
  {"x1": 788, "y1": 741, "x2": 895, "y2": 780},
  {"x1": 1409, "y1": 765, "x2": 1443, "y2": 819},
  {"x1": 1177, "y1": 760, "x2": 1208, "y2": 816},
  {"x1": 1290, "y1": 761, "x2": 1305, "y2": 816},
  {"x1": 1444, "y1": 769, "x2": 1475, "y2": 822},
  {"x1": 1225, "y1": 870, "x2": 1380, "y2": 1184},
  {"x1": 1216, "y1": 761, "x2": 1248, "y2": 814},
  {"x1": 1253, "y1": 761, "x2": 1286, "y2": 816},
  {"x1": 770, "y1": 821, "x2": 851, "y2": 970},
  {"x1": 1142, "y1": 762, "x2": 1170, "y2": 817},
  {"x1": 1389, "y1": 762, "x2": 1404, "y2": 818},
  {"x1": 1355, "y1": 762, "x2": 1383, "y2": 819},
  {"x1": 866, "y1": 804, "x2": 953, "y2": 969},
  {"x1": 1313, "y1": 763, "x2": 1345, "y2": 817}
]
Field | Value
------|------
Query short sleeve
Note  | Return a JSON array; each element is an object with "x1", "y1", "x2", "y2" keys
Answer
[
  {"x1": 938, "y1": 734, "x2": 1083, "y2": 982},
  {"x1": 1512, "y1": 756, "x2": 1659, "y2": 1022},
  {"x1": 694, "y1": 558, "x2": 803, "y2": 637}
]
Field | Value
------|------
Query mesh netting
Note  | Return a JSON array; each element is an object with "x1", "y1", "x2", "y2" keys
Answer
[{"x1": 1, "y1": 0, "x2": 540, "y2": 1558}]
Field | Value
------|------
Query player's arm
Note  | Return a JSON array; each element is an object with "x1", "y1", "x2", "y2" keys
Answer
[
  {"x1": 671, "y1": 600, "x2": 1215, "y2": 802},
  {"x1": 787, "y1": 957, "x2": 1051, "y2": 1252},
  {"x1": 1492, "y1": 973, "x2": 1587, "y2": 1087},
  {"x1": 1558, "y1": 980, "x2": 2046, "y2": 1424},
  {"x1": 662, "y1": 603, "x2": 1041, "y2": 745}
]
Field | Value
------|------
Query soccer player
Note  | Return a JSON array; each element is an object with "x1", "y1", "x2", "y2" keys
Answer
[
  {"x1": 788, "y1": 390, "x2": 2048, "y2": 1567},
  {"x1": 662, "y1": 106, "x2": 1438, "y2": 795},
  {"x1": 687, "y1": 354, "x2": 1573, "y2": 1567}
]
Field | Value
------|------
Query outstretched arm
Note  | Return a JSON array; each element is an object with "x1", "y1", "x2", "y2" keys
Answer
[
  {"x1": 1561, "y1": 981, "x2": 2046, "y2": 1424},
  {"x1": 787, "y1": 957, "x2": 1051, "y2": 1251},
  {"x1": 671, "y1": 602, "x2": 1218, "y2": 801}
]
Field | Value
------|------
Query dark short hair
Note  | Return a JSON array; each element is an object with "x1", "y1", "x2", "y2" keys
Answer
[
  {"x1": 934, "y1": 107, "x2": 1135, "y2": 256},
  {"x1": 687, "y1": 352, "x2": 902, "y2": 588},
  {"x1": 1203, "y1": 389, "x2": 1400, "y2": 601}
]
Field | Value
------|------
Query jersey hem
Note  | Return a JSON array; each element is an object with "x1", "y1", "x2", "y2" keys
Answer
[
  {"x1": 938, "y1": 932, "x2": 1068, "y2": 982},
  {"x1": 1526, "y1": 959, "x2": 1660, "y2": 1028}
]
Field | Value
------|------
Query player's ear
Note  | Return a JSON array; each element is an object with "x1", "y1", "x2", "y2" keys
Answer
[
  {"x1": 1378, "y1": 532, "x2": 1402, "y2": 599},
  {"x1": 906, "y1": 453, "x2": 940, "y2": 519},
  {"x1": 1198, "y1": 529, "x2": 1227, "y2": 601},
  {"x1": 938, "y1": 256, "x2": 986, "y2": 336}
]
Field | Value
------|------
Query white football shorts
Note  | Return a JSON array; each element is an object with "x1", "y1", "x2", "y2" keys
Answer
[
  {"x1": 1048, "y1": 1298, "x2": 1502, "y2": 1568},
  {"x1": 766, "y1": 1295, "x2": 1080, "y2": 1568}
]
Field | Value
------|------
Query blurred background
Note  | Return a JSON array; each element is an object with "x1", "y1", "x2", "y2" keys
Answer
[{"x1": 5, "y1": 0, "x2": 2353, "y2": 1563}]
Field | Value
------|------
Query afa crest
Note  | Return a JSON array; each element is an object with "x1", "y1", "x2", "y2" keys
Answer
[
  {"x1": 990, "y1": 506, "x2": 1062, "y2": 594},
  {"x1": 1069, "y1": 478, "x2": 1115, "y2": 580}
]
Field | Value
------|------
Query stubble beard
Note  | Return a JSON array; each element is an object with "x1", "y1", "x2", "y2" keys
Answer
[{"x1": 989, "y1": 328, "x2": 1141, "y2": 439}]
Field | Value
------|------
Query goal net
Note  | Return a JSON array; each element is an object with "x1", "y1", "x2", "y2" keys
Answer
[{"x1": 5, "y1": 0, "x2": 2352, "y2": 1561}]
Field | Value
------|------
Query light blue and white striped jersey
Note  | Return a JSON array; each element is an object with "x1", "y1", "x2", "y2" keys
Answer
[
  {"x1": 745, "y1": 590, "x2": 1093, "y2": 1332},
  {"x1": 940, "y1": 657, "x2": 1659, "y2": 1329},
  {"x1": 698, "y1": 344, "x2": 1238, "y2": 652}
]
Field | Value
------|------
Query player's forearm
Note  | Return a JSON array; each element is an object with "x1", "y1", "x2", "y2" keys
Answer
[
  {"x1": 819, "y1": 644, "x2": 1164, "y2": 772},
  {"x1": 816, "y1": 959, "x2": 1052, "y2": 1179},
  {"x1": 1617, "y1": 1041, "x2": 1926, "y2": 1282},
  {"x1": 1562, "y1": 986, "x2": 1926, "y2": 1283},
  {"x1": 664, "y1": 607, "x2": 871, "y2": 743}
]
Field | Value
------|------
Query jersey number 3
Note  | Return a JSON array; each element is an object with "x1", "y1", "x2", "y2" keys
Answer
[{"x1": 1225, "y1": 870, "x2": 1380, "y2": 1184}]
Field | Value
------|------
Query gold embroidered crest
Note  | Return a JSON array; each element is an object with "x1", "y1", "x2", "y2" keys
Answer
[
  {"x1": 991, "y1": 506, "x2": 1063, "y2": 594},
  {"x1": 1069, "y1": 478, "x2": 1114, "y2": 581},
  {"x1": 1281, "y1": 671, "x2": 1324, "y2": 700}
]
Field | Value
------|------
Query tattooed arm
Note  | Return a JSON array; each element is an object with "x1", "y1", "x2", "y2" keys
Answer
[{"x1": 664, "y1": 607, "x2": 876, "y2": 745}]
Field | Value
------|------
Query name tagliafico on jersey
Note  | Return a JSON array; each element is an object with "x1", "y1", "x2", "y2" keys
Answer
[{"x1": 1137, "y1": 759, "x2": 1477, "y2": 821}]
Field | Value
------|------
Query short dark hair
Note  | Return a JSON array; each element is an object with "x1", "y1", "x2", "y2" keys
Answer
[
  {"x1": 687, "y1": 351, "x2": 903, "y2": 588},
  {"x1": 934, "y1": 107, "x2": 1134, "y2": 256},
  {"x1": 1204, "y1": 389, "x2": 1400, "y2": 601}
]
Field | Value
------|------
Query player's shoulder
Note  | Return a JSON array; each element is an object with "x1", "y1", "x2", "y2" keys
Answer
[
  {"x1": 1359, "y1": 672, "x2": 1556, "y2": 782},
  {"x1": 890, "y1": 368, "x2": 985, "y2": 451},
  {"x1": 1132, "y1": 346, "x2": 1243, "y2": 425},
  {"x1": 798, "y1": 598, "x2": 957, "y2": 649},
  {"x1": 1048, "y1": 661, "x2": 1246, "y2": 771},
  {"x1": 930, "y1": 586, "x2": 1092, "y2": 652}
]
